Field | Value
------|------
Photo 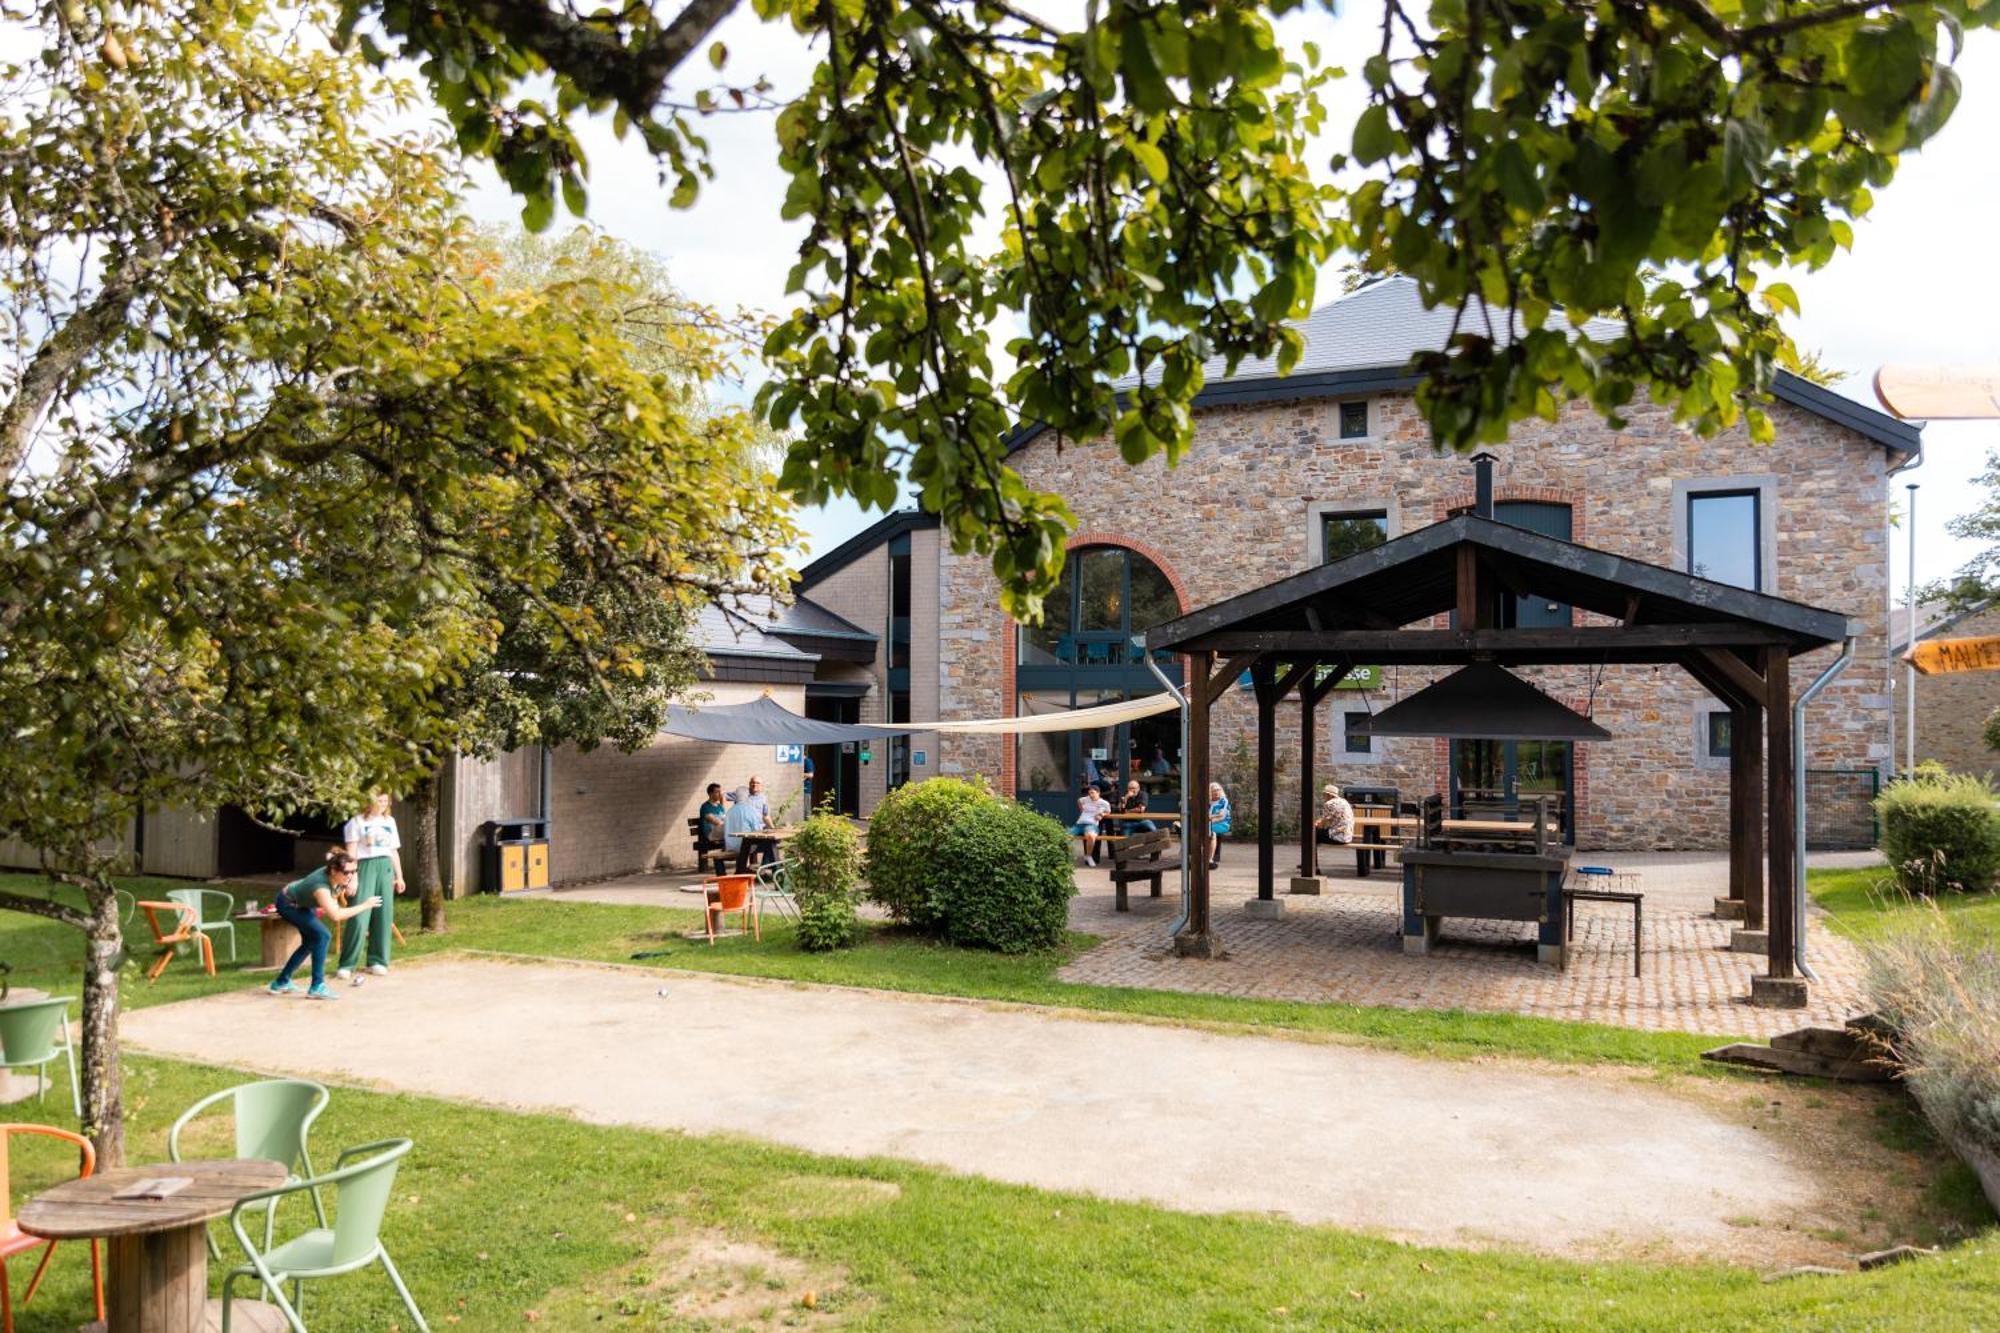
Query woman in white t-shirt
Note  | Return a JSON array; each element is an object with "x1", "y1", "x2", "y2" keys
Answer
[
  {"x1": 337, "y1": 792, "x2": 404, "y2": 978},
  {"x1": 1071, "y1": 783, "x2": 1112, "y2": 868}
]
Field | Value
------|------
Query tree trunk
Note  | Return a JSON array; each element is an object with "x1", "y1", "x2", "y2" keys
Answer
[
  {"x1": 81, "y1": 879, "x2": 127, "y2": 1166},
  {"x1": 406, "y1": 769, "x2": 447, "y2": 933}
]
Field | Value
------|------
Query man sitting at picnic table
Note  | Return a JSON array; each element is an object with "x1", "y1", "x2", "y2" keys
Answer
[
  {"x1": 696, "y1": 782, "x2": 728, "y2": 855},
  {"x1": 722, "y1": 778, "x2": 772, "y2": 854},
  {"x1": 1116, "y1": 779, "x2": 1156, "y2": 833},
  {"x1": 1315, "y1": 783, "x2": 1354, "y2": 846}
]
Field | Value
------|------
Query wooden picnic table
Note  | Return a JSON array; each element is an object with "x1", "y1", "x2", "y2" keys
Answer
[
  {"x1": 20, "y1": 1157, "x2": 287, "y2": 1333},
  {"x1": 233, "y1": 909, "x2": 297, "y2": 970}
]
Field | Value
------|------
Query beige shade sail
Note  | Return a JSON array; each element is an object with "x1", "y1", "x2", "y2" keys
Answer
[{"x1": 914, "y1": 692, "x2": 1181, "y2": 735}]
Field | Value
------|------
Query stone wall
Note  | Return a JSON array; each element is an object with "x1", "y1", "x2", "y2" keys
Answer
[
  {"x1": 1911, "y1": 604, "x2": 2000, "y2": 780},
  {"x1": 938, "y1": 391, "x2": 1898, "y2": 850}
]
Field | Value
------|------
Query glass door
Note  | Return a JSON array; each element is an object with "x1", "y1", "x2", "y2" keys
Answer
[{"x1": 1451, "y1": 739, "x2": 1574, "y2": 841}]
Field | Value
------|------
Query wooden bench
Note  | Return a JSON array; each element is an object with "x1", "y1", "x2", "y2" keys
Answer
[
  {"x1": 686, "y1": 816, "x2": 732, "y2": 877},
  {"x1": 1567, "y1": 869, "x2": 1644, "y2": 977},
  {"x1": 1109, "y1": 829, "x2": 1173, "y2": 911}
]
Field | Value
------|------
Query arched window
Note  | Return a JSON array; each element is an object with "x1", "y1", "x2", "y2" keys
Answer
[{"x1": 1015, "y1": 546, "x2": 1183, "y2": 817}]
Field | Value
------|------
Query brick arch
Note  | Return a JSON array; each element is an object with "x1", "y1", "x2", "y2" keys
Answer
[
  {"x1": 1434, "y1": 486, "x2": 1589, "y2": 541},
  {"x1": 997, "y1": 533, "x2": 1193, "y2": 792}
]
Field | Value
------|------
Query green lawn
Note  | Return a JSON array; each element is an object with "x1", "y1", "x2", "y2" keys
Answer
[
  {"x1": 1808, "y1": 865, "x2": 2000, "y2": 941},
  {"x1": 0, "y1": 873, "x2": 1992, "y2": 1327},
  {"x1": 0, "y1": 873, "x2": 1726, "y2": 1068}
]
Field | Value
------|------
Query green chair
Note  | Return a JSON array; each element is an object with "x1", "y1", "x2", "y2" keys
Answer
[
  {"x1": 220, "y1": 1138, "x2": 428, "y2": 1333},
  {"x1": 168, "y1": 888, "x2": 238, "y2": 963},
  {"x1": 0, "y1": 999, "x2": 79, "y2": 1119},
  {"x1": 169, "y1": 1078, "x2": 329, "y2": 1259}
]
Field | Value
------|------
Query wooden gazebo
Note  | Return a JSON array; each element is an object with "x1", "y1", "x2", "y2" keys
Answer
[{"x1": 1143, "y1": 486, "x2": 1852, "y2": 1007}]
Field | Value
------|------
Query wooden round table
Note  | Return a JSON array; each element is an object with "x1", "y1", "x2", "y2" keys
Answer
[{"x1": 20, "y1": 1158, "x2": 286, "y2": 1333}]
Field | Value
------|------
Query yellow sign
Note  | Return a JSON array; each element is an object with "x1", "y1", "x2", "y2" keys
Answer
[{"x1": 1905, "y1": 635, "x2": 2000, "y2": 676}]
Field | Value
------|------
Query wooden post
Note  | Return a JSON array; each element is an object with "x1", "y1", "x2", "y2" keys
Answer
[
  {"x1": 1254, "y1": 660, "x2": 1277, "y2": 903},
  {"x1": 1764, "y1": 649, "x2": 1796, "y2": 980},
  {"x1": 1299, "y1": 679, "x2": 1317, "y2": 881},
  {"x1": 1176, "y1": 651, "x2": 1219, "y2": 957},
  {"x1": 1736, "y1": 703, "x2": 1765, "y2": 931}
]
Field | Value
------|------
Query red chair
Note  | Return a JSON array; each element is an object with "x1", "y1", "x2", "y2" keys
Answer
[
  {"x1": 0, "y1": 1123, "x2": 102, "y2": 1331},
  {"x1": 702, "y1": 874, "x2": 760, "y2": 945}
]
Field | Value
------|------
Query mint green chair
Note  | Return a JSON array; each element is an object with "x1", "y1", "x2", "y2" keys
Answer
[
  {"x1": 169, "y1": 1078, "x2": 329, "y2": 1259},
  {"x1": 0, "y1": 998, "x2": 79, "y2": 1118},
  {"x1": 168, "y1": 887, "x2": 238, "y2": 963},
  {"x1": 220, "y1": 1138, "x2": 428, "y2": 1333}
]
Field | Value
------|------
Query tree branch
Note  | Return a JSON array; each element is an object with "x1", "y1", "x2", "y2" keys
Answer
[
  {"x1": 458, "y1": 0, "x2": 744, "y2": 118},
  {"x1": 0, "y1": 252, "x2": 156, "y2": 483}
]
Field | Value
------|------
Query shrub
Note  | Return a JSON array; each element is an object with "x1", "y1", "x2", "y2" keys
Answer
[
  {"x1": 932, "y1": 800, "x2": 1076, "y2": 953},
  {"x1": 786, "y1": 814, "x2": 862, "y2": 952},
  {"x1": 1876, "y1": 769, "x2": 2000, "y2": 895},
  {"x1": 1865, "y1": 911, "x2": 2000, "y2": 1212},
  {"x1": 863, "y1": 776, "x2": 989, "y2": 929}
]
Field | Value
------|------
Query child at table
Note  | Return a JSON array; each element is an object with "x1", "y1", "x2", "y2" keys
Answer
[
  {"x1": 1071, "y1": 784, "x2": 1111, "y2": 867},
  {"x1": 268, "y1": 850, "x2": 382, "y2": 1001}
]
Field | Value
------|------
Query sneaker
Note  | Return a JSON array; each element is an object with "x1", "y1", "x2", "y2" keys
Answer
[
  {"x1": 367, "y1": 963, "x2": 388, "y2": 976},
  {"x1": 305, "y1": 984, "x2": 340, "y2": 1001},
  {"x1": 334, "y1": 968, "x2": 353, "y2": 980},
  {"x1": 1085, "y1": 857, "x2": 1096, "y2": 868},
  {"x1": 267, "y1": 979, "x2": 299, "y2": 996}
]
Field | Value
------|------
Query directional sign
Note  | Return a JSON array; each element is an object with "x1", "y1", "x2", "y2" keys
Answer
[
  {"x1": 1874, "y1": 365, "x2": 2000, "y2": 420},
  {"x1": 1905, "y1": 635, "x2": 2000, "y2": 676}
]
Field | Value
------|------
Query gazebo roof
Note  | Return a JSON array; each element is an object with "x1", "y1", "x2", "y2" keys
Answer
[{"x1": 1145, "y1": 514, "x2": 1849, "y2": 664}]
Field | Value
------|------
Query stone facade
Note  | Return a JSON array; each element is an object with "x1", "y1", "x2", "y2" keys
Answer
[
  {"x1": 937, "y1": 391, "x2": 1902, "y2": 850},
  {"x1": 1909, "y1": 604, "x2": 2000, "y2": 780}
]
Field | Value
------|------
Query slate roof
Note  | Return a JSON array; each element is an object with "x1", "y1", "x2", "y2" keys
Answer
[
  {"x1": 695, "y1": 601, "x2": 820, "y2": 664},
  {"x1": 1007, "y1": 275, "x2": 1920, "y2": 457}
]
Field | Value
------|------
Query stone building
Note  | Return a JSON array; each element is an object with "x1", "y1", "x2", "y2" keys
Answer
[
  {"x1": 1899, "y1": 601, "x2": 2000, "y2": 781},
  {"x1": 823, "y1": 277, "x2": 1923, "y2": 850}
]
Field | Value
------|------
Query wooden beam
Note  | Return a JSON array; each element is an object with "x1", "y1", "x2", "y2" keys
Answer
[
  {"x1": 1764, "y1": 648, "x2": 1796, "y2": 978},
  {"x1": 1300, "y1": 685, "x2": 1318, "y2": 881},
  {"x1": 1188, "y1": 627, "x2": 1797, "y2": 657},
  {"x1": 1303, "y1": 660, "x2": 1355, "y2": 708},
  {"x1": 1455, "y1": 545, "x2": 1479, "y2": 628},
  {"x1": 1623, "y1": 592, "x2": 1642, "y2": 626},
  {"x1": 1205, "y1": 652, "x2": 1260, "y2": 708},
  {"x1": 1680, "y1": 653, "x2": 1762, "y2": 714},
  {"x1": 1269, "y1": 661, "x2": 1314, "y2": 701},
  {"x1": 1736, "y1": 703, "x2": 1766, "y2": 931},
  {"x1": 1694, "y1": 647, "x2": 1770, "y2": 708},
  {"x1": 1256, "y1": 662, "x2": 1277, "y2": 902}
]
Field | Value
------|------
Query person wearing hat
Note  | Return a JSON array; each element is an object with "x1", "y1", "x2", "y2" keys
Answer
[{"x1": 1315, "y1": 783, "x2": 1354, "y2": 847}]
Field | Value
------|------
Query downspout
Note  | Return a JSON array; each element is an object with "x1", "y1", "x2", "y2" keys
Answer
[
  {"x1": 1793, "y1": 634, "x2": 1856, "y2": 981},
  {"x1": 540, "y1": 744, "x2": 554, "y2": 830},
  {"x1": 1145, "y1": 652, "x2": 1192, "y2": 938}
]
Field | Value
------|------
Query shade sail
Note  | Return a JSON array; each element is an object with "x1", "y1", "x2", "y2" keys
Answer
[
  {"x1": 662, "y1": 696, "x2": 903, "y2": 745},
  {"x1": 1350, "y1": 662, "x2": 1613, "y2": 742},
  {"x1": 661, "y1": 692, "x2": 1183, "y2": 745}
]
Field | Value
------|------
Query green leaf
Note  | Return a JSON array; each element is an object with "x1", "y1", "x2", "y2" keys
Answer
[
  {"x1": 1129, "y1": 139, "x2": 1169, "y2": 185},
  {"x1": 520, "y1": 188, "x2": 555, "y2": 232},
  {"x1": 1352, "y1": 105, "x2": 1394, "y2": 166}
]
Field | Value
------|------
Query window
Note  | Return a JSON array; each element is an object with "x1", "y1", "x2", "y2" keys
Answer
[
  {"x1": 1018, "y1": 546, "x2": 1179, "y2": 666},
  {"x1": 1344, "y1": 712, "x2": 1373, "y2": 754},
  {"x1": 1687, "y1": 489, "x2": 1762, "y2": 590},
  {"x1": 1707, "y1": 711, "x2": 1733, "y2": 759},
  {"x1": 1320, "y1": 511, "x2": 1388, "y2": 564},
  {"x1": 1337, "y1": 400, "x2": 1369, "y2": 439}
]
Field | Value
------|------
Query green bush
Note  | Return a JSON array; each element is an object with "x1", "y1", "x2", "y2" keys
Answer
[
  {"x1": 863, "y1": 776, "x2": 989, "y2": 929},
  {"x1": 932, "y1": 800, "x2": 1076, "y2": 953},
  {"x1": 1877, "y1": 768, "x2": 2000, "y2": 895},
  {"x1": 786, "y1": 814, "x2": 862, "y2": 951}
]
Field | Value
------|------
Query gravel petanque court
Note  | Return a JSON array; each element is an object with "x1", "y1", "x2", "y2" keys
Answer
[{"x1": 121, "y1": 955, "x2": 1873, "y2": 1264}]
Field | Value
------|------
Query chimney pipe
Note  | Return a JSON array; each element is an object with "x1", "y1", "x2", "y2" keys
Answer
[{"x1": 1472, "y1": 451, "x2": 1496, "y2": 519}]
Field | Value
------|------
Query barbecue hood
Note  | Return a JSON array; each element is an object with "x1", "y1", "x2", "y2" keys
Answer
[{"x1": 1349, "y1": 662, "x2": 1613, "y2": 742}]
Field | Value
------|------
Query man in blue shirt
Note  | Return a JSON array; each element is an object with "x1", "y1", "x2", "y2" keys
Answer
[{"x1": 723, "y1": 777, "x2": 773, "y2": 853}]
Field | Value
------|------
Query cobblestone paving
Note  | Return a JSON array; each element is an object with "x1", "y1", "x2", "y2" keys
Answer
[{"x1": 1059, "y1": 851, "x2": 1885, "y2": 1038}]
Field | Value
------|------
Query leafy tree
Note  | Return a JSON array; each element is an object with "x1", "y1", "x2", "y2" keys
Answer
[
  {"x1": 324, "y1": 0, "x2": 1993, "y2": 614},
  {"x1": 0, "y1": 0, "x2": 790, "y2": 1160},
  {"x1": 397, "y1": 228, "x2": 788, "y2": 931},
  {"x1": 1930, "y1": 450, "x2": 2000, "y2": 612}
]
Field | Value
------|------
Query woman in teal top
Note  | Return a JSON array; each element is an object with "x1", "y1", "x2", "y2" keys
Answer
[{"x1": 269, "y1": 850, "x2": 381, "y2": 1000}]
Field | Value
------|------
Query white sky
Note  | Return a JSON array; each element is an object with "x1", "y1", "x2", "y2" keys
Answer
[{"x1": 461, "y1": 3, "x2": 2000, "y2": 597}]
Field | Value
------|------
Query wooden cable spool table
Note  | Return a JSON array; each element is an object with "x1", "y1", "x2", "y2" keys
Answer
[{"x1": 20, "y1": 1158, "x2": 287, "y2": 1333}]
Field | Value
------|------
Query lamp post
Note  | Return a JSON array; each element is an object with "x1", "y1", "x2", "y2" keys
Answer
[{"x1": 1906, "y1": 482, "x2": 1919, "y2": 773}]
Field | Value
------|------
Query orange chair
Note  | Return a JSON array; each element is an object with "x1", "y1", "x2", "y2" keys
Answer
[
  {"x1": 0, "y1": 1123, "x2": 103, "y2": 1331},
  {"x1": 702, "y1": 874, "x2": 760, "y2": 945},
  {"x1": 137, "y1": 900, "x2": 215, "y2": 982}
]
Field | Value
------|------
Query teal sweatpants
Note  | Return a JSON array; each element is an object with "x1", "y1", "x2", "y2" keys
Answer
[{"x1": 338, "y1": 856, "x2": 396, "y2": 970}]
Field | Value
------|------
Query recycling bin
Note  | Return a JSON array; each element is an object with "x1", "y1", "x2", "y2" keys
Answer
[{"x1": 480, "y1": 816, "x2": 550, "y2": 893}]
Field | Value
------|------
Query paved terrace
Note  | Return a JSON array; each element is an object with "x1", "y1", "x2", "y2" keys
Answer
[{"x1": 1056, "y1": 849, "x2": 1884, "y2": 1039}]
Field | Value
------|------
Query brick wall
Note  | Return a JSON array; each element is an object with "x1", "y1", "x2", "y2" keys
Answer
[
  {"x1": 1911, "y1": 605, "x2": 2000, "y2": 779},
  {"x1": 938, "y1": 391, "x2": 1898, "y2": 850}
]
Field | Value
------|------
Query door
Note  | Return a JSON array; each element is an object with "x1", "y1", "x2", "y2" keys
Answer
[
  {"x1": 1451, "y1": 738, "x2": 1574, "y2": 841},
  {"x1": 803, "y1": 697, "x2": 862, "y2": 818}
]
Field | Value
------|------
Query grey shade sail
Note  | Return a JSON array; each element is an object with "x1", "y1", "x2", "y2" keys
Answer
[
  {"x1": 1350, "y1": 662, "x2": 1613, "y2": 742},
  {"x1": 662, "y1": 696, "x2": 908, "y2": 745}
]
